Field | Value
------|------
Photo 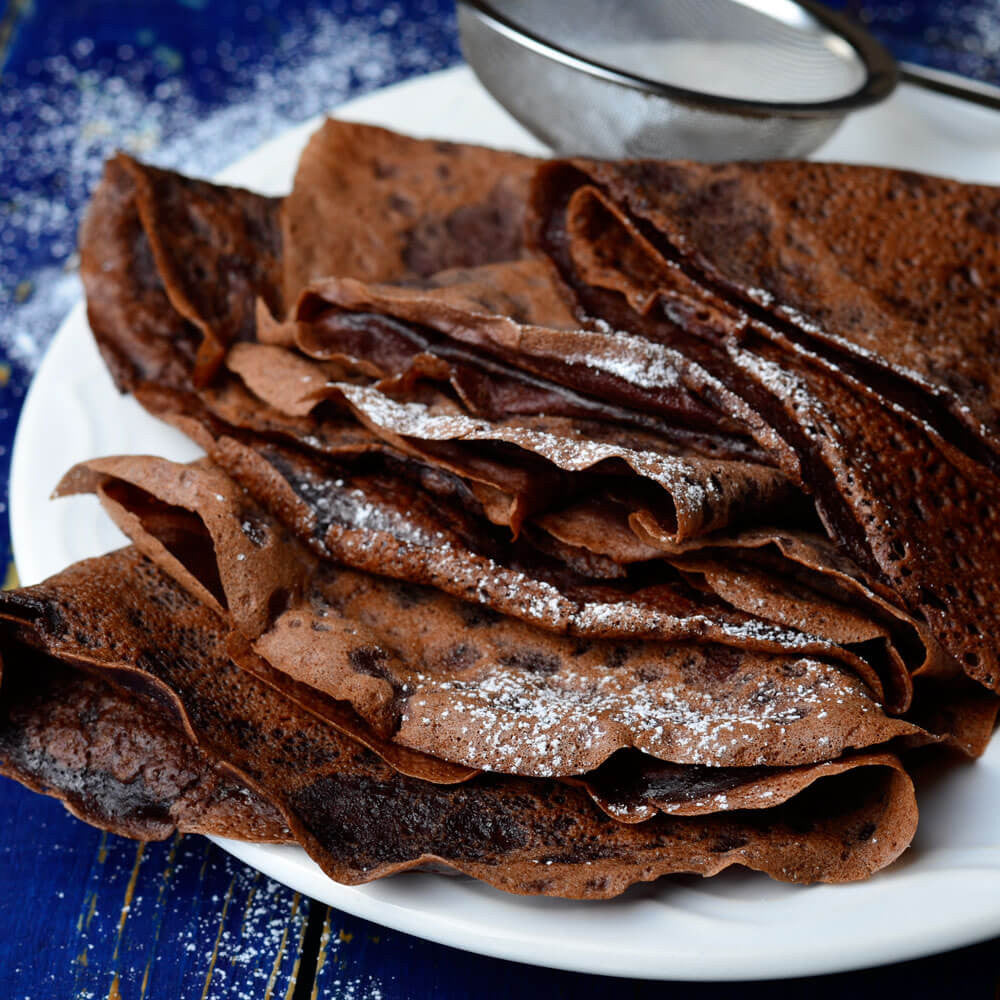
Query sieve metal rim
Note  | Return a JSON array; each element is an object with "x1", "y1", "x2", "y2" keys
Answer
[{"x1": 458, "y1": 0, "x2": 898, "y2": 119}]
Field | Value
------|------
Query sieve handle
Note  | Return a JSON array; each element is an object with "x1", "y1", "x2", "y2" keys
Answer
[{"x1": 899, "y1": 62, "x2": 1000, "y2": 113}]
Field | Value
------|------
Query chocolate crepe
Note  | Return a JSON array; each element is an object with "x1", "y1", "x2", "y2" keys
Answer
[
  {"x1": 57, "y1": 446, "x2": 909, "y2": 711},
  {"x1": 57, "y1": 456, "x2": 924, "y2": 776},
  {"x1": 142, "y1": 362, "x2": 912, "y2": 712},
  {"x1": 0, "y1": 550, "x2": 919, "y2": 893},
  {"x1": 80, "y1": 154, "x2": 282, "y2": 388},
  {"x1": 554, "y1": 159, "x2": 1000, "y2": 460},
  {"x1": 225, "y1": 341, "x2": 796, "y2": 542},
  {"x1": 0, "y1": 652, "x2": 290, "y2": 843},
  {"x1": 280, "y1": 120, "x2": 538, "y2": 300},
  {"x1": 271, "y1": 258, "x2": 759, "y2": 453},
  {"x1": 529, "y1": 159, "x2": 1000, "y2": 692}
]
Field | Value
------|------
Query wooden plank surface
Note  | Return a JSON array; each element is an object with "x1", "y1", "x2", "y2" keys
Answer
[
  {"x1": 0, "y1": 779, "x2": 312, "y2": 999},
  {"x1": 3, "y1": 774, "x2": 997, "y2": 1000}
]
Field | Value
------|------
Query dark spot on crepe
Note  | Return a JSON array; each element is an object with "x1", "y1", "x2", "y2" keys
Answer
[
  {"x1": 604, "y1": 645, "x2": 631, "y2": 669},
  {"x1": 680, "y1": 647, "x2": 741, "y2": 686},
  {"x1": 349, "y1": 645, "x2": 390, "y2": 679},
  {"x1": 708, "y1": 832, "x2": 749, "y2": 853},
  {"x1": 855, "y1": 821, "x2": 877, "y2": 842},
  {"x1": 387, "y1": 580, "x2": 433, "y2": 608},
  {"x1": 387, "y1": 193, "x2": 413, "y2": 215},
  {"x1": 73, "y1": 629, "x2": 97, "y2": 649},
  {"x1": 402, "y1": 184, "x2": 524, "y2": 277},
  {"x1": 750, "y1": 681, "x2": 778, "y2": 706},
  {"x1": 966, "y1": 206, "x2": 1000, "y2": 235},
  {"x1": 634, "y1": 664, "x2": 663, "y2": 684},
  {"x1": 499, "y1": 650, "x2": 561, "y2": 676},
  {"x1": 291, "y1": 774, "x2": 529, "y2": 866},
  {"x1": 458, "y1": 602, "x2": 502, "y2": 628},
  {"x1": 894, "y1": 169, "x2": 928, "y2": 192},
  {"x1": 135, "y1": 648, "x2": 174, "y2": 678},
  {"x1": 438, "y1": 644, "x2": 480, "y2": 671},
  {"x1": 779, "y1": 660, "x2": 808, "y2": 678},
  {"x1": 125, "y1": 606, "x2": 146, "y2": 630}
]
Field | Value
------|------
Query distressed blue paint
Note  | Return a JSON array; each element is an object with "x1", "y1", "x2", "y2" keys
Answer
[
  {"x1": 1, "y1": 1, "x2": 1000, "y2": 996},
  {"x1": 3, "y1": 767, "x2": 999, "y2": 998},
  {"x1": 0, "y1": 779, "x2": 310, "y2": 999}
]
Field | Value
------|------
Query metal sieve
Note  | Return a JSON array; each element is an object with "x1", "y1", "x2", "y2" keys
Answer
[{"x1": 457, "y1": 0, "x2": 898, "y2": 160}]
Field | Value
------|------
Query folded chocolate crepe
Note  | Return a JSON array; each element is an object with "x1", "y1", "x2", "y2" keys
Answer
[
  {"x1": 528, "y1": 160, "x2": 1000, "y2": 693},
  {"x1": 9, "y1": 119, "x2": 989, "y2": 897},
  {"x1": 0, "y1": 653, "x2": 290, "y2": 843},
  {"x1": 225, "y1": 341, "x2": 792, "y2": 536},
  {"x1": 56, "y1": 453, "x2": 940, "y2": 814},
  {"x1": 540, "y1": 159, "x2": 1000, "y2": 459},
  {"x1": 0, "y1": 550, "x2": 919, "y2": 893},
  {"x1": 57, "y1": 456, "x2": 925, "y2": 777},
  {"x1": 80, "y1": 153, "x2": 283, "y2": 389},
  {"x1": 281, "y1": 119, "x2": 539, "y2": 297},
  {"x1": 62, "y1": 440, "x2": 924, "y2": 725}
]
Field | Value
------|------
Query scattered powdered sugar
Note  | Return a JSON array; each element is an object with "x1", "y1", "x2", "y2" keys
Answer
[
  {"x1": 335, "y1": 382, "x2": 757, "y2": 521},
  {"x1": 397, "y1": 655, "x2": 881, "y2": 776},
  {"x1": 558, "y1": 325, "x2": 685, "y2": 391},
  {"x1": 283, "y1": 443, "x2": 848, "y2": 656},
  {"x1": 328, "y1": 485, "x2": 445, "y2": 549},
  {"x1": 731, "y1": 346, "x2": 832, "y2": 436},
  {"x1": 2, "y1": 2, "x2": 460, "y2": 371},
  {"x1": 319, "y1": 502, "x2": 841, "y2": 654}
]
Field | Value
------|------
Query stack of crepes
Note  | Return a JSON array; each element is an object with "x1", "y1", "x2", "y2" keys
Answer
[{"x1": 3, "y1": 121, "x2": 1000, "y2": 898}]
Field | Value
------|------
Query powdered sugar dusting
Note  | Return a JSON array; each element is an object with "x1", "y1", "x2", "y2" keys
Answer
[
  {"x1": 559, "y1": 324, "x2": 685, "y2": 391},
  {"x1": 396, "y1": 653, "x2": 900, "y2": 776},
  {"x1": 334, "y1": 382, "x2": 764, "y2": 522}
]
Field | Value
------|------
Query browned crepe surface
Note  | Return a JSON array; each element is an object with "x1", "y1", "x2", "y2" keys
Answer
[
  {"x1": 281, "y1": 120, "x2": 538, "y2": 301},
  {"x1": 226, "y1": 339, "x2": 795, "y2": 543},
  {"x1": 530, "y1": 159, "x2": 1000, "y2": 693},
  {"x1": 59, "y1": 448, "x2": 905, "y2": 695},
  {"x1": 566, "y1": 158, "x2": 1000, "y2": 457},
  {"x1": 0, "y1": 549, "x2": 919, "y2": 893},
  {"x1": 58, "y1": 456, "x2": 924, "y2": 776},
  {"x1": 0, "y1": 651, "x2": 290, "y2": 843},
  {"x1": 80, "y1": 154, "x2": 281, "y2": 388}
]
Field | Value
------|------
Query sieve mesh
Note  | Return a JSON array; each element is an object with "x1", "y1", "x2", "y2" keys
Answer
[
  {"x1": 490, "y1": 0, "x2": 869, "y2": 104},
  {"x1": 459, "y1": 0, "x2": 896, "y2": 159}
]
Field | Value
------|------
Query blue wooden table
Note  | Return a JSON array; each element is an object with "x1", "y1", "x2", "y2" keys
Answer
[{"x1": 2, "y1": 2, "x2": 999, "y2": 995}]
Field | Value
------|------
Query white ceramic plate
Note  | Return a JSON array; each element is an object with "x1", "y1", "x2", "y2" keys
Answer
[{"x1": 11, "y1": 66, "x2": 1000, "y2": 982}]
